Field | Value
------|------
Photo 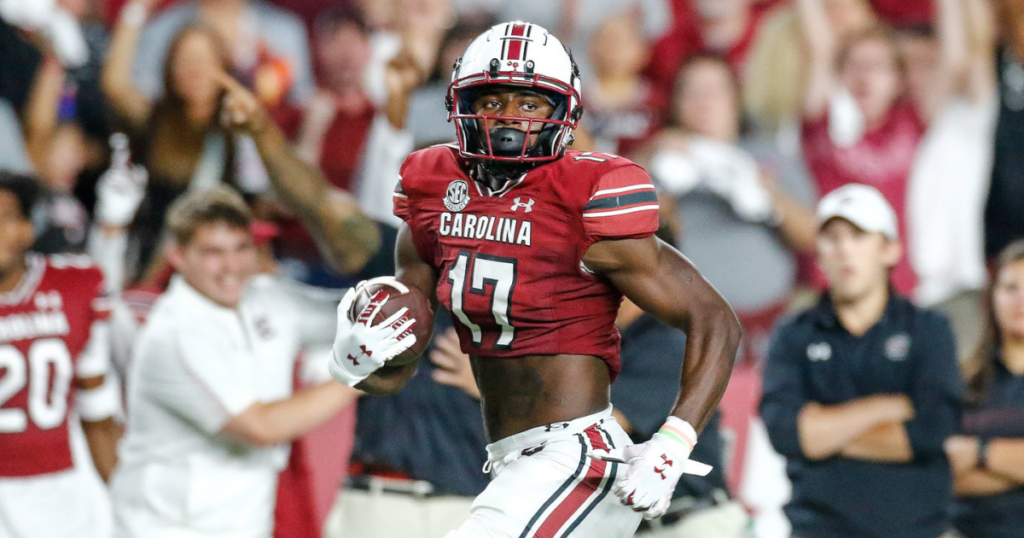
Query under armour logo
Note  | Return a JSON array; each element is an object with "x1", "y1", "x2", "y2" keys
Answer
[
  {"x1": 654, "y1": 454, "x2": 674, "y2": 480},
  {"x1": 511, "y1": 197, "x2": 534, "y2": 213},
  {"x1": 543, "y1": 422, "x2": 569, "y2": 432},
  {"x1": 347, "y1": 345, "x2": 372, "y2": 366}
]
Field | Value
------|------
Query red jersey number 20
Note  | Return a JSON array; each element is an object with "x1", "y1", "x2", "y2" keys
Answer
[{"x1": 447, "y1": 251, "x2": 518, "y2": 350}]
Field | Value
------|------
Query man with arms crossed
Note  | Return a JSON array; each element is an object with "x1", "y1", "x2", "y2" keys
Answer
[
  {"x1": 283, "y1": 22, "x2": 739, "y2": 537},
  {"x1": 760, "y1": 184, "x2": 962, "y2": 538},
  {"x1": 0, "y1": 172, "x2": 121, "y2": 538},
  {"x1": 109, "y1": 187, "x2": 357, "y2": 538}
]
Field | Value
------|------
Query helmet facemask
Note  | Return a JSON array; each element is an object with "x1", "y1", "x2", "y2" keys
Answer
[
  {"x1": 447, "y1": 22, "x2": 584, "y2": 168},
  {"x1": 454, "y1": 85, "x2": 572, "y2": 163}
]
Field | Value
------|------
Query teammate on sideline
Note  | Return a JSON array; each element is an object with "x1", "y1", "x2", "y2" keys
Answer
[
  {"x1": 218, "y1": 21, "x2": 741, "y2": 537},
  {"x1": 0, "y1": 172, "x2": 122, "y2": 538}
]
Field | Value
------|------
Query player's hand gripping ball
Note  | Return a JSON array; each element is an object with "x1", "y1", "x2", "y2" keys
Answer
[{"x1": 348, "y1": 277, "x2": 434, "y2": 365}]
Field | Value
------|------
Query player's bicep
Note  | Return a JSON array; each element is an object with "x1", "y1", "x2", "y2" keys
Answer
[
  {"x1": 584, "y1": 236, "x2": 721, "y2": 328},
  {"x1": 395, "y1": 222, "x2": 438, "y2": 305}
]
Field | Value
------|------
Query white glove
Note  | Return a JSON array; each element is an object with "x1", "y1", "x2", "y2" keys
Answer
[
  {"x1": 650, "y1": 152, "x2": 700, "y2": 196},
  {"x1": 329, "y1": 283, "x2": 418, "y2": 386},
  {"x1": 96, "y1": 134, "x2": 147, "y2": 227},
  {"x1": 688, "y1": 137, "x2": 775, "y2": 224},
  {"x1": 591, "y1": 417, "x2": 704, "y2": 520}
]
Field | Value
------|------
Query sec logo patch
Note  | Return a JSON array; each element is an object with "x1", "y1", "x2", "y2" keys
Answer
[{"x1": 444, "y1": 180, "x2": 470, "y2": 212}]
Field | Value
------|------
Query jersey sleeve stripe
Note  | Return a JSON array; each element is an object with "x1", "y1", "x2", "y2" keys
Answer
[
  {"x1": 590, "y1": 184, "x2": 656, "y2": 199},
  {"x1": 393, "y1": 192, "x2": 409, "y2": 199},
  {"x1": 582, "y1": 204, "x2": 660, "y2": 218},
  {"x1": 583, "y1": 190, "x2": 658, "y2": 211}
]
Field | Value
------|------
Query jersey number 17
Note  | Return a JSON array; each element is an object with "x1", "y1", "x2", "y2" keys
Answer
[{"x1": 447, "y1": 251, "x2": 518, "y2": 351}]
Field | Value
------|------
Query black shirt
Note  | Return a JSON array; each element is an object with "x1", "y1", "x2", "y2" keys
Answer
[
  {"x1": 760, "y1": 292, "x2": 962, "y2": 538},
  {"x1": 954, "y1": 359, "x2": 1024, "y2": 538},
  {"x1": 611, "y1": 313, "x2": 729, "y2": 499},
  {"x1": 351, "y1": 310, "x2": 490, "y2": 497},
  {"x1": 986, "y1": 47, "x2": 1024, "y2": 257}
]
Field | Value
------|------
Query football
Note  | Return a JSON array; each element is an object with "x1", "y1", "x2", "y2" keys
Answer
[{"x1": 348, "y1": 278, "x2": 434, "y2": 365}]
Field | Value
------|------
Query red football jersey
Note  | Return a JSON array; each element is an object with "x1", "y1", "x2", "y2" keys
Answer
[
  {"x1": 394, "y1": 145, "x2": 659, "y2": 379},
  {"x1": 0, "y1": 255, "x2": 111, "y2": 477}
]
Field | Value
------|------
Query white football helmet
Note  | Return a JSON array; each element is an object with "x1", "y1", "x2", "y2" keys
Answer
[{"x1": 446, "y1": 21, "x2": 583, "y2": 164}]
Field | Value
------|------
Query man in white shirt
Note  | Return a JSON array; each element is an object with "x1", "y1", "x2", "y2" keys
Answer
[{"x1": 109, "y1": 186, "x2": 355, "y2": 538}]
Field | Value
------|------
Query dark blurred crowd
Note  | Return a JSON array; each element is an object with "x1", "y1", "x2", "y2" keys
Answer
[{"x1": 1, "y1": 0, "x2": 1024, "y2": 537}]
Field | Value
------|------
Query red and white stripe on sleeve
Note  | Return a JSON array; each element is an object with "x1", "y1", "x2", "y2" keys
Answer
[{"x1": 582, "y1": 165, "x2": 660, "y2": 244}]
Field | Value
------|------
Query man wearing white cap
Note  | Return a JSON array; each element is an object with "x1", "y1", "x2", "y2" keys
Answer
[{"x1": 759, "y1": 184, "x2": 963, "y2": 538}]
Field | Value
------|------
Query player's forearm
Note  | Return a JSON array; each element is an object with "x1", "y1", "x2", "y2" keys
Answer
[
  {"x1": 669, "y1": 291, "x2": 741, "y2": 433},
  {"x1": 82, "y1": 417, "x2": 123, "y2": 482},
  {"x1": 954, "y1": 469, "x2": 1016, "y2": 497},
  {"x1": 840, "y1": 421, "x2": 913, "y2": 463},
  {"x1": 252, "y1": 124, "x2": 380, "y2": 274},
  {"x1": 798, "y1": 395, "x2": 914, "y2": 460},
  {"x1": 355, "y1": 361, "x2": 419, "y2": 395}
]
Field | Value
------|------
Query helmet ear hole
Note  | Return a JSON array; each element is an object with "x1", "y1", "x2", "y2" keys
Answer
[{"x1": 445, "y1": 97, "x2": 454, "y2": 113}]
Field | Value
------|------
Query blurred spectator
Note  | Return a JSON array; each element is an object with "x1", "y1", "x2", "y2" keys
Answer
[
  {"x1": 103, "y1": 0, "x2": 257, "y2": 282},
  {"x1": 643, "y1": 55, "x2": 817, "y2": 363},
  {"x1": 612, "y1": 299, "x2": 751, "y2": 537},
  {"x1": 357, "y1": 0, "x2": 451, "y2": 108},
  {"x1": 23, "y1": 54, "x2": 97, "y2": 254},
  {"x1": 497, "y1": 0, "x2": 672, "y2": 88},
  {"x1": 293, "y1": 7, "x2": 376, "y2": 193},
  {"x1": 797, "y1": 0, "x2": 970, "y2": 296},
  {"x1": 640, "y1": 57, "x2": 817, "y2": 518},
  {"x1": 905, "y1": 0, "x2": 996, "y2": 359},
  {"x1": 109, "y1": 186, "x2": 356, "y2": 537},
  {"x1": 406, "y1": 21, "x2": 491, "y2": 149},
  {"x1": 744, "y1": 0, "x2": 877, "y2": 134},
  {"x1": 760, "y1": 185, "x2": 962, "y2": 538},
  {"x1": 0, "y1": 0, "x2": 110, "y2": 142},
  {"x1": 869, "y1": 0, "x2": 933, "y2": 25},
  {"x1": 0, "y1": 171, "x2": 122, "y2": 538},
  {"x1": 582, "y1": 16, "x2": 659, "y2": 157},
  {"x1": 131, "y1": 0, "x2": 313, "y2": 108},
  {"x1": 985, "y1": 0, "x2": 1024, "y2": 260},
  {"x1": 947, "y1": 239, "x2": 1024, "y2": 538},
  {"x1": 280, "y1": 5, "x2": 422, "y2": 283},
  {"x1": 217, "y1": 67, "x2": 381, "y2": 277},
  {"x1": 0, "y1": 97, "x2": 32, "y2": 173},
  {"x1": 323, "y1": 315, "x2": 489, "y2": 538},
  {"x1": 691, "y1": 0, "x2": 776, "y2": 69}
]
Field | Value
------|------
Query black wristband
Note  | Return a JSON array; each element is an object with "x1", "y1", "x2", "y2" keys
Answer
[{"x1": 977, "y1": 437, "x2": 990, "y2": 469}]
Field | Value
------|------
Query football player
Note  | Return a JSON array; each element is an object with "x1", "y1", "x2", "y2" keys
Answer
[
  {"x1": 0, "y1": 172, "x2": 121, "y2": 538},
  {"x1": 218, "y1": 21, "x2": 741, "y2": 537}
]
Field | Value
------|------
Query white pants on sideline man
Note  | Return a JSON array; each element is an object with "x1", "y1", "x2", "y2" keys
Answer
[{"x1": 324, "y1": 485, "x2": 474, "y2": 538}]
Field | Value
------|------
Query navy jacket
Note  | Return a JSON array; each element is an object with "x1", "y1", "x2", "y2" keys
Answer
[{"x1": 760, "y1": 292, "x2": 962, "y2": 538}]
